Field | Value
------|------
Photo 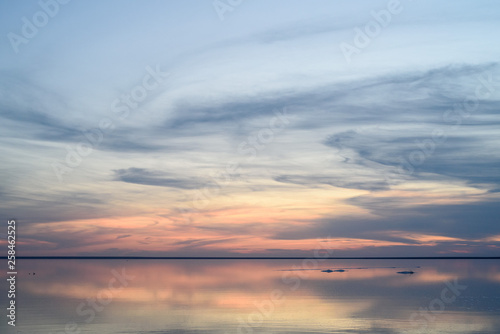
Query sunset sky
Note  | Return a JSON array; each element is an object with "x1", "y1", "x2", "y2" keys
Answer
[{"x1": 1, "y1": 0, "x2": 499, "y2": 257}]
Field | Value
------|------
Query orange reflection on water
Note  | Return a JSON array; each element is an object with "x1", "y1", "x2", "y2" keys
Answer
[{"x1": 12, "y1": 259, "x2": 500, "y2": 334}]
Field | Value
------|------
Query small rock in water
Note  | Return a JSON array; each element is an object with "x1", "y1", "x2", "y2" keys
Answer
[{"x1": 397, "y1": 270, "x2": 415, "y2": 275}]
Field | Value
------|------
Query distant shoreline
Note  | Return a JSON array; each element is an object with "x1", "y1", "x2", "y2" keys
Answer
[{"x1": 2, "y1": 256, "x2": 499, "y2": 260}]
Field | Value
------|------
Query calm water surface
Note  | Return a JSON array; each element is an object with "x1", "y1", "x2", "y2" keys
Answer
[{"x1": 2, "y1": 259, "x2": 500, "y2": 333}]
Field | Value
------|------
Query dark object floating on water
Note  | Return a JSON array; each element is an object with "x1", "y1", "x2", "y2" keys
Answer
[
  {"x1": 280, "y1": 266, "x2": 421, "y2": 272},
  {"x1": 322, "y1": 269, "x2": 346, "y2": 273},
  {"x1": 397, "y1": 270, "x2": 415, "y2": 275}
]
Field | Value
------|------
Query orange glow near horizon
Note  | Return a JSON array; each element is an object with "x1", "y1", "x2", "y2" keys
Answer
[
  {"x1": 19, "y1": 214, "x2": 477, "y2": 256},
  {"x1": 12, "y1": 181, "x2": 499, "y2": 256}
]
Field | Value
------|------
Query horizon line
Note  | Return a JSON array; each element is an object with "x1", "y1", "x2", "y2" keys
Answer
[{"x1": 4, "y1": 256, "x2": 500, "y2": 260}]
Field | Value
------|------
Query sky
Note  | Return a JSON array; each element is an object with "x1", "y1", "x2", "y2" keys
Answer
[{"x1": 1, "y1": 0, "x2": 500, "y2": 257}]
